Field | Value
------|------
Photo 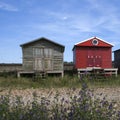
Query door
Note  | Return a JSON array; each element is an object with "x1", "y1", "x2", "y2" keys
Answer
[
  {"x1": 87, "y1": 48, "x2": 102, "y2": 67},
  {"x1": 94, "y1": 55, "x2": 102, "y2": 67},
  {"x1": 87, "y1": 55, "x2": 94, "y2": 67},
  {"x1": 44, "y1": 48, "x2": 53, "y2": 70},
  {"x1": 34, "y1": 58, "x2": 44, "y2": 71},
  {"x1": 33, "y1": 48, "x2": 53, "y2": 71}
]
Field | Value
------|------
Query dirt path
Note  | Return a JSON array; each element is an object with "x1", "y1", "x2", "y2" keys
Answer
[{"x1": 0, "y1": 87, "x2": 120, "y2": 106}]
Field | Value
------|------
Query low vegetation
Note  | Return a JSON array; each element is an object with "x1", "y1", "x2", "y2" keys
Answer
[
  {"x1": 0, "y1": 81, "x2": 120, "y2": 120},
  {"x1": 0, "y1": 74, "x2": 120, "y2": 89},
  {"x1": 0, "y1": 74, "x2": 120, "y2": 119}
]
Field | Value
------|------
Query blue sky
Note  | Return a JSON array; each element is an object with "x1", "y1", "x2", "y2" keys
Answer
[{"x1": 0, "y1": 0, "x2": 120, "y2": 63}]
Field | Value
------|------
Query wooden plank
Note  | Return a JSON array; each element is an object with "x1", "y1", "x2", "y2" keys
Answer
[
  {"x1": 77, "y1": 68, "x2": 118, "y2": 78},
  {"x1": 104, "y1": 68, "x2": 118, "y2": 77}
]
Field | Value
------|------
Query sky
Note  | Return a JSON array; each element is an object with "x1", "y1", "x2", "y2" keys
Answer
[{"x1": 0, "y1": 0, "x2": 120, "y2": 63}]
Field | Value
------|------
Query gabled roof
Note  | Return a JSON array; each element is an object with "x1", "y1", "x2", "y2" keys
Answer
[
  {"x1": 20, "y1": 37, "x2": 65, "y2": 47},
  {"x1": 73, "y1": 37, "x2": 113, "y2": 50},
  {"x1": 20, "y1": 37, "x2": 65, "y2": 48}
]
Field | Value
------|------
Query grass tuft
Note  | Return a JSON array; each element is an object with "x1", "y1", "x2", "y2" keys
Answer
[{"x1": 0, "y1": 75, "x2": 120, "y2": 89}]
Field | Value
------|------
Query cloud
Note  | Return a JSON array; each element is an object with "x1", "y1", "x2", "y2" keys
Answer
[
  {"x1": 86, "y1": 0, "x2": 120, "y2": 32},
  {"x1": 45, "y1": 11, "x2": 103, "y2": 33},
  {"x1": 0, "y1": 2, "x2": 18, "y2": 11},
  {"x1": 7, "y1": 0, "x2": 120, "y2": 43}
]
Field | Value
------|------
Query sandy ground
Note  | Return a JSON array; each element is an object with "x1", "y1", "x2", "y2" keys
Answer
[{"x1": 0, "y1": 87, "x2": 120, "y2": 107}]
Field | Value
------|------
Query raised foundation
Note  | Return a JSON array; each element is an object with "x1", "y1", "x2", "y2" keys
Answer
[
  {"x1": 17, "y1": 70, "x2": 64, "y2": 78},
  {"x1": 77, "y1": 67, "x2": 118, "y2": 78}
]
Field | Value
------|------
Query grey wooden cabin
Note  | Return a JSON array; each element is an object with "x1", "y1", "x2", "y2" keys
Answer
[{"x1": 19, "y1": 37, "x2": 65, "y2": 77}]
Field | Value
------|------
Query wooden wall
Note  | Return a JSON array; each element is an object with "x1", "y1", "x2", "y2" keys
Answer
[
  {"x1": 0, "y1": 63, "x2": 74, "y2": 73},
  {"x1": 0, "y1": 64, "x2": 22, "y2": 72},
  {"x1": 73, "y1": 47, "x2": 112, "y2": 69},
  {"x1": 114, "y1": 49, "x2": 120, "y2": 73},
  {"x1": 21, "y1": 39, "x2": 64, "y2": 73}
]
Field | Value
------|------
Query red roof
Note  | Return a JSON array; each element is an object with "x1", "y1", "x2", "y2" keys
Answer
[{"x1": 74, "y1": 37, "x2": 113, "y2": 48}]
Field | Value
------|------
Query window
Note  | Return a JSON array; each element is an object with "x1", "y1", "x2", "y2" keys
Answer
[
  {"x1": 92, "y1": 39, "x2": 98, "y2": 45},
  {"x1": 33, "y1": 48, "x2": 43, "y2": 57},
  {"x1": 44, "y1": 48, "x2": 53, "y2": 58},
  {"x1": 33, "y1": 48, "x2": 53, "y2": 58}
]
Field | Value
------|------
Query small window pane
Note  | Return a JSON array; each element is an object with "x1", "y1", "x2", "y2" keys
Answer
[{"x1": 34, "y1": 48, "x2": 43, "y2": 57}]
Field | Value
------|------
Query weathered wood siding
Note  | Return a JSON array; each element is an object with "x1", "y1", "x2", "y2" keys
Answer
[
  {"x1": 21, "y1": 38, "x2": 64, "y2": 72},
  {"x1": 53, "y1": 46, "x2": 64, "y2": 71},
  {"x1": 22, "y1": 45, "x2": 33, "y2": 70},
  {"x1": 0, "y1": 64, "x2": 22, "y2": 72},
  {"x1": 0, "y1": 63, "x2": 74, "y2": 72},
  {"x1": 114, "y1": 49, "x2": 120, "y2": 73}
]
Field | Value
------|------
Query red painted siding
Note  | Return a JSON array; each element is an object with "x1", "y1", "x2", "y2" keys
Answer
[
  {"x1": 73, "y1": 37, "x2": 113, "y2": 69},
  {"x1": 101, "y1": 48, "x2": 112, "y2": 68},
  {"x1": 75, "y1": 47, "x2": 87, "y2": 68},
  {"x1": 87, "y1": 48, "x2": 102, "y2": 67},
  {"x1": 74, "y1": 47, "x2": 112, "y2": 69}
]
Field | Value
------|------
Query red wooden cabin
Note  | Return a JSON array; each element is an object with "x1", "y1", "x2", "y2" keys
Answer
[{"x1": 73, "y1": 37, "x2": 113, "y2": 69}]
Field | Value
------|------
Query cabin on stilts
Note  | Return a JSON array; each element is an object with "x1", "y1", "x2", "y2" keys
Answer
[
  {"x1": 72, "y1": 37, "x2": 118, "y2": 79},
  {"x1": 18, "y1": 37, "x2": 65, "y2": 78}
]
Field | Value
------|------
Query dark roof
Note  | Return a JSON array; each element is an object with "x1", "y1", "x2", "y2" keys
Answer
[
  {"x1": 114, "y1": 49, "x2": 120, "y2": 52},
  {"x1": 20, "y1": 37, "x2": 65, "y2": 48}
]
